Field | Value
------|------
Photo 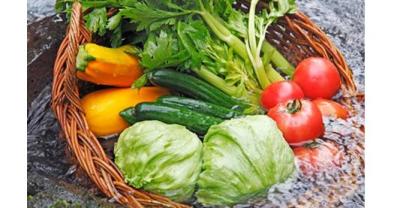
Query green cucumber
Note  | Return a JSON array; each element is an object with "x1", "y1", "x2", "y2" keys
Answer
[
  {"x1": 119, "y1": 107, "x2": 137, "y2": 124},
  {"x1": 157, "y1": 96, "x2": 242, "y2": 119},
  {"x1": 147, "y1": 69, "x2": 249, "y2": 109},
  {"x1": 120, "y1": 102, "x2": 223, "y2": 135}
]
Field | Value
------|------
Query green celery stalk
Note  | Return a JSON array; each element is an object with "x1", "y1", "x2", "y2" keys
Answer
[
  {"x1": 193, "y1": 67, "x2": 261, "y2": 111},
  {"x1": 261, "y1": 44, "x2": 285, "y2": 82},
  {"x1": 198, "y1": 10, "x2": 249, "y2": 63},
  {"x1": 195, "y1": 0, "x2": 264, "y2": 89},
  {"x1": 192, "y1": 67, "x2": 243, "y2": 97},
  {"x1": 265, "y1": 64, "x2": 284, "y2": 82},
  {"x1": 246, "y1": 0, "x2": 270, "y2": 88},
  {"x1": 262, "y1": 41, "x2": 295, "y2": 76}
]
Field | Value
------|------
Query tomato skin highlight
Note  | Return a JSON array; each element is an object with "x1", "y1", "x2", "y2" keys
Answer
[
  {"x1": 293, "y1": 141, "x2": 343, "y2": 175},
  {"x1": 260, "y1": 81, "x2": 304, "y2": 110},
  {"x1": 293, "y1": 57, "x2": 341, "y2": 99},
  {"x1": 312, "y1": 98, "x2": 349, "y2": 119},
  {"x1": 268, "y1": 99, "x2": 324, "y2": 145}
]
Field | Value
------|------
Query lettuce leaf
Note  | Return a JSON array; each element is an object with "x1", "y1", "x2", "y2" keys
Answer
[
  {"x1": 196, "y1": 115, "x2": 295, "y2": 206},
  {"x1": 114, "y1": 120, "x2": 202, "y2": 202}
]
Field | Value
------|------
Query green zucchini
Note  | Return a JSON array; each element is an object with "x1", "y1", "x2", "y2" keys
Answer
[
  {"x1": 119, "y1": 107, "x2": 137, "y2": 124},
  {"x1": 157, "y1": 96, "x2": 242, "y2": 119},
  {"x1": 147, "y1": 69, "x2": 249, "y2": 109},
  {"x1": 120, "y1": 102, "x2": 223, "y2": 134}
]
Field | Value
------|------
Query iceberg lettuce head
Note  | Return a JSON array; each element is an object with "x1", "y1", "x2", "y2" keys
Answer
[
  {"x1": 196, "y1": 115, "x2": 295, "y2": 206},
  {"x1": 115, "y1": 120, "x2": 202, "y2": 202}
]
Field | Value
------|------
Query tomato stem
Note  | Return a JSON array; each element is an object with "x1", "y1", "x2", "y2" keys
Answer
[{"x1": 286, "y1": 99, "x2": 302, "y2": 114}]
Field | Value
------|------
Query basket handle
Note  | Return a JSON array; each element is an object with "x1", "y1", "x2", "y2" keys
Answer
[{"x1": 51, "y1": 2, "x2": 189, "y2": 208}]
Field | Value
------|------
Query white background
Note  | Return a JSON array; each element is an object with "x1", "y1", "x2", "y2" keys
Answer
[
  {"x1": 0, "y1": 0, "x2": 399, "y2": 207},
  {"x1": 0, "y1": 0, "x2": 27, "y2": 207},
  {"x1": 365, "y1": 0, "x2": 400, "y2": 207}
]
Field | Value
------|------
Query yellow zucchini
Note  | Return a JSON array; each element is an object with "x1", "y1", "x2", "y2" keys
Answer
[
  {"x1": 80, "y1": 87, "x2": 169, "y2": 137},
  {"x1": 76, "y1": 43, "x2": 143, "y2": 87}
]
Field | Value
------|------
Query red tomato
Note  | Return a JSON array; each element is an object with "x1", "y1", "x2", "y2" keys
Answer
[
  {"x1": 268, "y1": 99, "x2": 324, "y2": 145},
  {"x1": 293, "y1": 57, "x2": 341, "y2": 99},
  {"x1": 260, "y1": 81, "x2": 304, "y2": 110},
  {"x1": 313, "y1": 98, "x2": 349, "y2": 119},
  {"x1": 293, "y1": 141, "x2": 344, "y2": 175}
]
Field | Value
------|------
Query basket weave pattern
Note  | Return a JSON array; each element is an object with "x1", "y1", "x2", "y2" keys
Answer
[{"x1": 51, "y1": 2, "x2": 356, "y2": 207}]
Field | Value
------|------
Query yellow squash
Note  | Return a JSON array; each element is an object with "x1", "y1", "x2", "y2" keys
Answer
[
  {"x1": 81, "y1": 87, "x2": 169, "y2": 137},
  {"x1": 76, "y1": 43, "x2": 143, "y2": 87}
]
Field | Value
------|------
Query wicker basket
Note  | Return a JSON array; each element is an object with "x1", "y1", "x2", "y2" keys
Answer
[{"x1": 51, "y1": 1, "x2": 357, "y2": 208}]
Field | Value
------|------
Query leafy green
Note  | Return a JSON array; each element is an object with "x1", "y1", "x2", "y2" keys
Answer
[
  {"x1": 107, "y1": 12, "x2": 122, "y2": 30},
  {"x1": 200, "y1": 0, "x2": 235, "y2": 18},
  {"x1": 226, "y1": 9, "x2": 248, "y2": 39},
  {"x1": 114, "y1": 120, "x2": 202, "y2": 202},
  {"x1": 84, "y1": 8, "x2": 108, "y2": 36},
  {"x1": 118, "y1": 1, "x2": 193, "y2": 32},
  {"x1": 139, "y1": 29, "x2": 190, "y2": 70},
  {"x1": 109, "y1": 24, "x2": 123, "y2": 48},
  {"x1": 196, "y1": 115, "x2": 295, "y2": 206},
  {"x1": 55, "y1": 0, "x2": 73, "y2": 14},
  {"x1": 176, "y1": 20, "x2": 259, "y2": 97}
]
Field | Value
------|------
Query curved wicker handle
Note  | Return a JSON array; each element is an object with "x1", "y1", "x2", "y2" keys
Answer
[
  {"x1": 51, "y1": 2, "x2": 189, "y2": 208},
  {"x1": 51, "y1": 2, "x2": 357, "y2": 208}
]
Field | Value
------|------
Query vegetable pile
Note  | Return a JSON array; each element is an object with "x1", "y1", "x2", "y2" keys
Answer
[
  {"x1": 66, "y1": 0, "x2": 297, "y2": 112},
  {"x1": 56, "y1": 0, "x2": 353, "y2": 206}
]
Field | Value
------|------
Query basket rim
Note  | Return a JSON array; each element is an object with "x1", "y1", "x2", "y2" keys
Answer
[{"x1": 51, "y1": 2, "x2": 358, "y2": 208}]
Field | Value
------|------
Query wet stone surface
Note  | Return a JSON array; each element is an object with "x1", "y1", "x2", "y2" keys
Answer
[{"x1": 27, "y1": 0, "x2": 364, "y2": 207}]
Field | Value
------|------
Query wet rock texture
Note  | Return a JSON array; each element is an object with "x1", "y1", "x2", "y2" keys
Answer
[{"x1": 27, "y1": 0, "x2": 364, "y2": 207}]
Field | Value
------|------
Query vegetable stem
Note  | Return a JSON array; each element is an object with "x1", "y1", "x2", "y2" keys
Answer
[
  {"x1": 254, "y1": 55, "x2": 271, "y2": 88},
  {"x1": 256, "y1": 21, "x2": 271, "y2": 55},
  {"x1": 262, "y1": 41, "x2": 295, "y2": 76},
  {"x1": 287, "y1": 99, "x2": 302, "y2": 114},
  {"x1": 246, "y1": 0, "x2": 270, "y2": 89},
  {"x1": 198, "y1": 11, "x2": 249, "y2": 61},
  {"x1": 265, "y1": 64, "x2": 284, "y2": 82},
  {"x1": 262, "y1": 43, "x2": 285, "y2": 82},
  {"x1": 193, "y1": 67, "x2": 243, "y2": 97},
  {"x1": 248, "y1": 0, "x2": 258, "y2": 59}
]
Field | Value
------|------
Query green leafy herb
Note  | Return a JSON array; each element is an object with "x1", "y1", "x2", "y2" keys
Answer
[
  {"x1": 110, "y1": 24, "x2": 123, "y2": 48},
  {"x1": 139, "y1": 29, "x2": 190, "y2": 70},
  {"x1": 107, "y1": 12, "x2": 122, "y2": 30},
  {"x1": 84, "y1": 8, "x2": 108, "y2": 36},
  {"x1": 119, "y1": 1, "x2": 193, "y2": 32},
  {"x1": 55, "y1": 0, "x2": 73, "y2": 13},
  {"x1": 55, "y1": 0, "x2": 75, "y2": 20}
]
